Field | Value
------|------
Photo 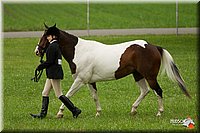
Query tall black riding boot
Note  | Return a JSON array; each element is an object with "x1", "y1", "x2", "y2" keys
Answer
[
  {"x1": 30, "y1": 96, "x2": 49, "y2": 119},
  {"x1": 59, "y1": 95, "x2": 81, "y2": 118}
]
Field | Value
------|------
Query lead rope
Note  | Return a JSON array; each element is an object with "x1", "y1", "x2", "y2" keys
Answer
[{"x1": 31, "y1": 55, "x2": 44, "y2": 82}]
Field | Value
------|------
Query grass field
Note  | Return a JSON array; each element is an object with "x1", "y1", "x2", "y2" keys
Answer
[
  {"x1": 3, "y1": 3, "x2": 197, "y2": 31},
  {"x1": 3, "y1": 34, "x2": 197, "y2": 132}
]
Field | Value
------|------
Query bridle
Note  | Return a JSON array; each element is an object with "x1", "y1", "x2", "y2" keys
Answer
[
  {"x1": 36, "y1": 43, "x2": 47, "y2": 56},
  {"x1": 31, "y1": 43, "x2": 48, "y2": 82}
]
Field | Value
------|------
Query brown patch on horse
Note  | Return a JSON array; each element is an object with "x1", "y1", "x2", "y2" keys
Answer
[
  {"x1": 156, "y1": 46, "x2": 163, "y2": 56},
  {"x1": 59, "y1": 30, "x2": 78, "y2": 74},
  {"x1": 115, "y1": 44, "x2": 161, "y2": 81},
  {"x1": 115, "y1": 45, "x2": 138, "y2": 79}
]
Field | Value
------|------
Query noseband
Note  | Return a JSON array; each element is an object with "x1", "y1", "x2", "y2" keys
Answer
[{"x1": 37, "y1": 44, "x2": 47, "y2": 57}]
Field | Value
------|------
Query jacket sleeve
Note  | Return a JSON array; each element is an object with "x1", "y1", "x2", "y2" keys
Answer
[{"x1": 37, "y1": 45, "x2": 56, "y2": 70}]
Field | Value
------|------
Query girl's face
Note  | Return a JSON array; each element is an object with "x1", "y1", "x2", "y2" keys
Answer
[{"x1": 47, "y1": 35, "x2": 53, "y2": 42}]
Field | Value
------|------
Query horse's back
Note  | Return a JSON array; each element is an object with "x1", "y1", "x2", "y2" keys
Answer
[
  {"x1": 75, "y1": 38, "x2": 161, "y2": 83},
  {"x1": 76, "y1": 39, "x2": 150, "y2": 82},
  {"x1": 91, "y1": 40, "x2": 148, "y2": 68}
]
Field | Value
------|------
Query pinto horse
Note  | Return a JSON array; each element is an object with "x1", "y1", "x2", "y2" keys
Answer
[{"x1": 35, "y1": 24, "x2": 191, "y2": 118}]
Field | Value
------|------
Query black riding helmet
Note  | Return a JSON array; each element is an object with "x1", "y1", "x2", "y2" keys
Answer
[{"x1": 46, "y1": 24, "x2": 60, "y2": 38}]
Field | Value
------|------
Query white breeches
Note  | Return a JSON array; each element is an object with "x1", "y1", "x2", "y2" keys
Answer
[{"x1": 42, "y1": 78, "x2": 63, "y2": 98}]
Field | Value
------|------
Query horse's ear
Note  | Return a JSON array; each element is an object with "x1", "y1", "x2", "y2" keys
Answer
[
  {"x1": 44, "y1": 23, "x2": 49, "y2": 29},
  {"x1": 53, "y1": 23, "x2": 56, "y2": 27}
]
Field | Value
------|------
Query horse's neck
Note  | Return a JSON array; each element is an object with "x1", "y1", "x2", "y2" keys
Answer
[
  {"x1": 59, "y1": 31, "x2": 78, "y2": 63},
  {"x1": 59, "y1": 31, "x2": 104, "y2": 65}
]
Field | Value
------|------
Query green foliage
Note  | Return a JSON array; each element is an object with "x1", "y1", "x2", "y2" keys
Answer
[
  {"x1": 3, "y1": 35, "x2": 197, "y2": 132},
  {"x1": 3, "y1": 3, "x2": 197, "y2": 31}
]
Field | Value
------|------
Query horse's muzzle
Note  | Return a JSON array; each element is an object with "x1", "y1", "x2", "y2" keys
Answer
[
  {"x1": 35, "y1": 51, "x2": 40, "y2": 56},
  {"x1": 34, "y1": 46, "x2": 42, "y2": 57}
]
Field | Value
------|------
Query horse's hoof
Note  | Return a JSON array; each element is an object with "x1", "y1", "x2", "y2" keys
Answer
[
  {"x1": 156, "y1": 111, "x2": 162, "y2": 117},
  {"x1": 130, "y1": 110, "x2": 137, "y2": 116},
  {"x1": 156, "y1": 109, "x2": 163, "y2": 117},
  {"x1": 56, "y1": 113, "x2": 64, "y2": 118},
  {"x1": 95, "y1": 111, "x2": 101, "y2": 117}
]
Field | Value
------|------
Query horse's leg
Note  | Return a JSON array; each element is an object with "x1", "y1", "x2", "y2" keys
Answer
[
  {"x1": 131, "y1": 78, "x2": 150, "y2": 116},
  {"x1": 146, "y1": 79, "x2": 164, "y2": 116},
  {"x1": 57, "y1": 78, "x2": 84, "y2": 118},
  {"x1": 88, "y1": 83, "x2": 102, "y2": 117},
  {"x1": 154, "y1": 92, "x2": 163, "y2": 117}
]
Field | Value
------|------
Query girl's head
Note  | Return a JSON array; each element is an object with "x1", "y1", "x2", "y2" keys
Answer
[{"x1": 46, "y1": 24, "x2": 60, "y2": 42}]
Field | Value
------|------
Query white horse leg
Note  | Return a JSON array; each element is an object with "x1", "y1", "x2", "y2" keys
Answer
[
  {"x1": 153, "y1": 90, "x2": 164, "y2": 116},
  {"x1": 131, "y1": 78, "x2": 150, "y2": 115},
  {"x1": 57, "y1": 78, "x2": 84, "y2": 118},
  {"x1": 88, "y1": 83, "x2": 102, "y2": 117}
]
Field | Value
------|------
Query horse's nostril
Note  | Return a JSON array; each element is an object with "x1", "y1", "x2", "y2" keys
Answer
[{"x1": 36, "y1": 51, "x2": 40, "y2": 56}]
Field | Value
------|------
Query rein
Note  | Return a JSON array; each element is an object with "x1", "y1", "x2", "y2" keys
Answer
[
  {"x1": 31, "y1": 45, "x2": 47, "y2": 82},
  {"x1": 31, "y1": 55, "x2": 44, "y2": 82}
]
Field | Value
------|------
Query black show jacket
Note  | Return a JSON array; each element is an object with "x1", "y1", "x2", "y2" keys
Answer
[{"x1": 37, "y1": 40, "x2": 64, "y2": 79}]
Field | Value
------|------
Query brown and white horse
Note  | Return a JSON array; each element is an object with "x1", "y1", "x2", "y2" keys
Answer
[{"x1": 35, "y1": 24, "x2": 191, "y2": 118}]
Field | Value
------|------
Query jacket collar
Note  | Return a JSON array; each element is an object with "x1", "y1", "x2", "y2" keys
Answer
[{"x1": 50, "y1": 39, "x2": 58, "y2": 44}]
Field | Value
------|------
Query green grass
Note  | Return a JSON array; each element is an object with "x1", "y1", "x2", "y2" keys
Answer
[
  {"x1": 3, "y1": 35, "x2": 197, "y2": 132},
  {"x1": 3, "y1": 3, "x2": 197, "y2": 31}
]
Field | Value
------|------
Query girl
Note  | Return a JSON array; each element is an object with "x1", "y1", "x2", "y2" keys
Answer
[{"x1": 30, "y1": 26, "x2": 81, "y2": 119}]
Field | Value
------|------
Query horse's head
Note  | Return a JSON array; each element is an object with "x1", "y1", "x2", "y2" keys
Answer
[{"x1": 34, "y1": 23, "x2": 58, "y2": 57}]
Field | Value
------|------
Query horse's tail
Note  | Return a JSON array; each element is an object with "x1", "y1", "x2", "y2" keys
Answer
[{"x1": 157, "y1": 47, "x2": 191, "y2": 99}]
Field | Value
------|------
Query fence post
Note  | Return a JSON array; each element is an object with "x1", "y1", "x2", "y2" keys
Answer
[
  {"x1": 87, "y1": 0, "x2": 90, "y2": 36},
  {"x1": 176, "y1": 0, "x2": 179, "y2": 36}
]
